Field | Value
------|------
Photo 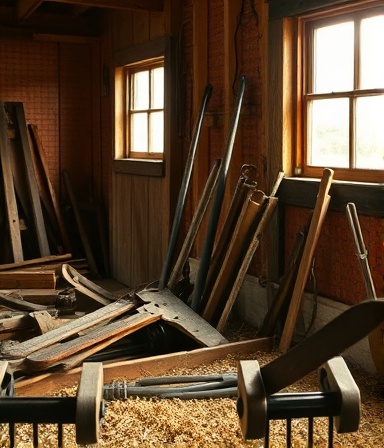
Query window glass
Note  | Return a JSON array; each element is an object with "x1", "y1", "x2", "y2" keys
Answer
[
  {"x1": 313, "y1": 22, "x2": 354, "y2": 93},
  {"x1": 360, "y1": 15, "x2": 384, "y2": 89},
  {"x1": 307, "y1": 98, "x2": 349, "y2": 167},
  {"x1": 355, "y1": 96, "x2": 384, "y2": 169}
]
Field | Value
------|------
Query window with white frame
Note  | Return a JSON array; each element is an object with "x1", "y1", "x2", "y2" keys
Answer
[{"x1": 300, "y1": 4, "x2": 384, "y2": 182}]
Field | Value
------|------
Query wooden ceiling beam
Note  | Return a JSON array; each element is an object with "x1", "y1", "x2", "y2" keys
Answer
[
  {"x1": 17, "y1": 0, "x2": 44, "y2": 22},
  {"x1": 48, "y1": 0, "x2": 163, "y2": 12}
]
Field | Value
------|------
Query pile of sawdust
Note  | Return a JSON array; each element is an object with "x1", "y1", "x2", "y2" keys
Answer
[{"x1": 3, "y1": 350, "x2": 384, "y2": 447}]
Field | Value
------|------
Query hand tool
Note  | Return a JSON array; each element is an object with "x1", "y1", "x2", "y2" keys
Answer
[
  {"x1": 190, "y1": 76, "x2": 246, "y2": 312},
  {"x1": 158, "y1": 84, "x2": 212, "y2": 290},
  {"x1": 0, "y1": 361, "x2": 104, "y2": 447},
  {"x1": 104, "y1": 372, "x2": 237, "y2": 400},
  {"x1": 238, "y1": 356, "x2": 360, "y2": 445},
  {"x1": 237, "y1": 299, "x2": 384, "y2": 443},
  {"x1": 346, "y1": 202, "x2": 384, "y2": 380}
]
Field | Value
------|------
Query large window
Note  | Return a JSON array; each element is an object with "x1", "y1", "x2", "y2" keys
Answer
[
  {"x1": 127, "y1": 61, "x2": 164, "y2": 158},
  {"x1": 300, "y1": 4, "x2": 384, "y2": 182}
]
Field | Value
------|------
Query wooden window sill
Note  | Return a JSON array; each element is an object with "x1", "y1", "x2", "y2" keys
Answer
[{"x1": 112, "y1": 159, "x2": 164, "y2": 177}]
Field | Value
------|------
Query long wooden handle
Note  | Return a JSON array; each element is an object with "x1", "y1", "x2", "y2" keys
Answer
[
  {"x1": 279, "y1": 168, "x2": 334, "y2": 352},
  {"x1": 346, "y1": 202, "x2": 376, "y2": 300}
]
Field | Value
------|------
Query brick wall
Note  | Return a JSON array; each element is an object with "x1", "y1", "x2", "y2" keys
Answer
[{"x1": 0, "y1": 39, "x2": 60, "y2": 192}]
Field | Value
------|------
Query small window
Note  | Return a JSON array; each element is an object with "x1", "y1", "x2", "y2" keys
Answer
[
  {"x1": 300, "y1": 5, "x2": 384, "y2": 182},
  {"x1": 127, "y1": 62, "x2": 164, "y2": 159}
]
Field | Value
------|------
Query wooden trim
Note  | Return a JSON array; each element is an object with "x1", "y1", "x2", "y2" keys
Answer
[
  {"x1": 14, "y1": 337, "x2": 273, "y2": 396},
  {"x1": 112, "y1": 158, "x2": 164, "y2": 177},
  {"x1": 268, "y1": 0, "x2": 379, "y2": 20},
  {"x1": 278, "y1": 176, "x2": 384, "y2": 217},
  {"x1": 45, "y1": 0, "x2": 163, "y2": 12}
]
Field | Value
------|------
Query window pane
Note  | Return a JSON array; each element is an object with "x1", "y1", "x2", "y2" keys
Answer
[
  {"x1": 131, "y1": 71, "x2": 149, "y2": 110},
  {"x1": 151, "y1": 67, "x2": 164, "y2": 109},
  {"x1": 360, "y1": 15, "x2": 384, "y2": 89},
  {"x1": 149, "y1": 111, "x2": 164, "y2": 153},
  {"x1": 356, "y1": 96, "x2": 384, "y2": 169},
  {"x1": 307, "y1": 98, "x2": 349, "y2": 167},
  {"x1": 313, "y1": 22, "x2": 354, "y2": 93},
  {"x1": 131, "y1": 113, "x2": 148, "y2": 152}
]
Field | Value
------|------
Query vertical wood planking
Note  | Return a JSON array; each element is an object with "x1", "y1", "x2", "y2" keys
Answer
[{"x1": 131, "y1": 175, "x2": 149, "y2": 287}]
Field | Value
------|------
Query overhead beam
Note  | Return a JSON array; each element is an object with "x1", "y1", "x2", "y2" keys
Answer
[
  {"x1": 49, "y1": 0, "x2": 163, "y2": 12},
  {"x1": 17, "y1": 0, "x2": 44, "y2": 22}
]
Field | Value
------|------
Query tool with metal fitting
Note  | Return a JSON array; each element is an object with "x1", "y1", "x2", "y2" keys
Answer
[
  {"x1": 237, "y1": 299, "x2": 384, "y2": 446},
  {"x1": 0, "y1": 361, "x2": 104, "y2": 447}
]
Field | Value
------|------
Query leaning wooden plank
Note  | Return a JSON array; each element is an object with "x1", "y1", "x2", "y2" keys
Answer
[
  {"x1": 63, "y1": 171, "x2": 101, "y2": 277},
  {"x1": 0, "y1": 103, "x2": 23, "y2": 262},
  {"x1": 202, "y1": 190, "x2": 268, "y2": 324},
  {"x1": 24, "y1": 312, "x2": 160, "y2": 372},
  {"x1": 1, "y1": 297, "x2": 138, "y2": 358},
  {"x1": 0, "y1": 270, "x2": 57, "y2": 289},
  {"x1": 279, "y1": 168, "x2": 334, "y2": 353},
  {"x1": 28, "y1": 124, "x2": 72, "y2": 253},
  {"x1": 14, "y1": 337, "x2": 273, "y2": 396},
  {"x1": 136, "y1": 287, "x2": 228, "y2": 347},
  {"x1": 0, "y1": 253, "x2": 72, "y2": 271},
  {"x1": 216, "y1": 197, "x2": 278, "y2": 332},
  {"x1": 15, "y1": 103, "x2": 50, "y2": 257},
  {"x1": 202, "y1": 165, "x2": 258, "y2": 307}
]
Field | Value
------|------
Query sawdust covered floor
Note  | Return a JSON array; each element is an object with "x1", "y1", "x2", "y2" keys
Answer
[{"x1": 3, "y1": 322, "x2": 384, "y2": 447}]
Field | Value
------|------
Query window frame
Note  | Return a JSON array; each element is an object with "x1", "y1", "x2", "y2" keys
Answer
[
  {"x1": 113, "y1": 37, "x2": 173, "y2": 177},
  {"x1": 125, "y1": 59, "x2": 164, "y2": 160},
  {"x1": 297, "y1": 1, "x2": 384, "y2": 183}
]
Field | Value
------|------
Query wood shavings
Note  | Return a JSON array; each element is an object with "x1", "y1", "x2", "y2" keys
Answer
[{"x1": 3, "y1": 350, "x2": 384, "y2": 447}]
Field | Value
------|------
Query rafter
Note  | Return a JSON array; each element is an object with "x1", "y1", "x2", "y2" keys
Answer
[
  {"x1": 17, "y1": 0, "x2": 163, "y2": 22},
  {"x1": 50, "y1": 0, "x2": 163, "y2": 12},
  {"x1": 17, "y1": 0, "x2": 44, "y2": 22}
]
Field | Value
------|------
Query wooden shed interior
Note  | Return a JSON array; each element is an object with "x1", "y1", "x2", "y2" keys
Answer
[{"x1": 0, "y1": 0, "x2": 383, "y2": 366}]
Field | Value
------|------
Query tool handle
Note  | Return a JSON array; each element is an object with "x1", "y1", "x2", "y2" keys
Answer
[{"x1": 346, "y1": 202, "x2": 377, "y2": 300}]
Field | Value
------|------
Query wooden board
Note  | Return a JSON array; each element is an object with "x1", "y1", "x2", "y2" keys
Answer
[
  {"x1": 15, "y1": 104, "x2": 50, "y2": 257},
  {"x1": 0, "y1": 270, "x2": 57, "y2": 289},
  {"x1": 14, "y1": 337, "x2": 273, "y2": 396},
  {"x1": 1, "y1": 298, "x2": 137, "y2": 358},
  {"x1": 136, "y1": 288, "x2": 228, "y2": 347},
  {"x1": 24, "y1": 312, "x2": 160, "y2": 371},
  {"x1": 0, "y1": 103, "x2": 23, "y2": 262},
  {"x1": 279, "y1": 168, "x2": 334, "y2": 352}
]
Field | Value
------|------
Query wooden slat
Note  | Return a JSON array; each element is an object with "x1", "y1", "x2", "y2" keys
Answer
[
  {"x1": 16, "y1": 104, "x2": 50, "y2": 257},
  {"x1": 25, "y1": 312, "x2": 160, "y2": 371},
  {"x1": 0, "y1": 103, "x2": 23, "y2": 262},
  {"x1": 0, "y1": 253, "x2": 71, "y2": 272},
  {"x1": 63, "y1": 170, "x2": 101, "y2": 278},
  {"x1": 14, "y1": 337, "x2": 273, "y2": 396},
  {"x1": 28, "y1": 124, "x2": 72, "y2": 253},
  {"x1": 1, "y1": 298, "x2": 137, "y2": 358},
  {"x1": 202, "y1": 191, "x2": 268, "y2": 325},
  {"x1": 279, "y1": 168, "x2": 334, "y2": 352},
  {"x1": 0, "y1": 270, "x2": 56, "y2": 289},
  {"x1": 48, "y1": 0, "x2": 163, "y2": 12},
  {"x1": 216, "y1": 197, "x2": 278, "y2": 332}
]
